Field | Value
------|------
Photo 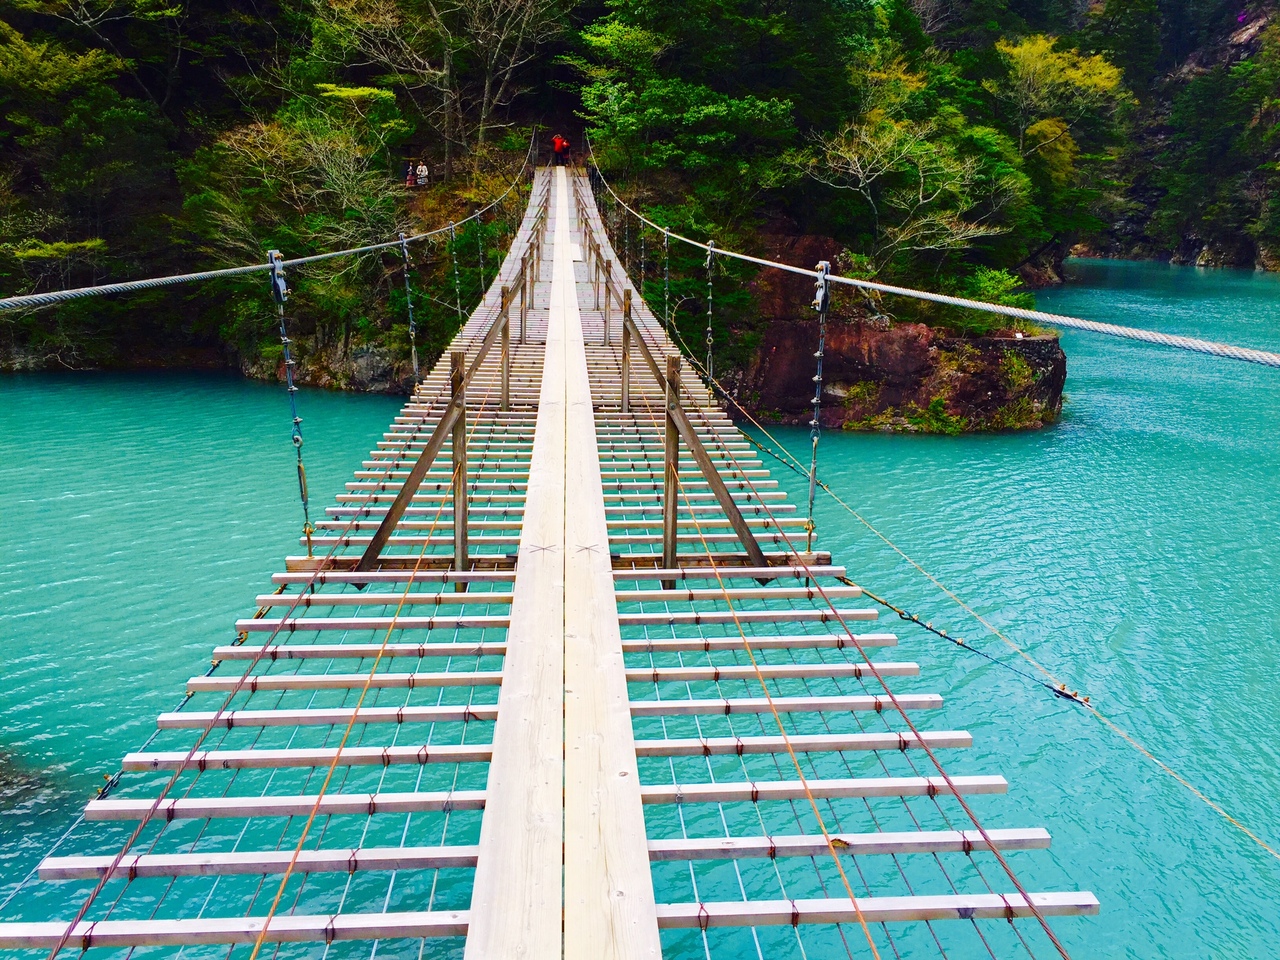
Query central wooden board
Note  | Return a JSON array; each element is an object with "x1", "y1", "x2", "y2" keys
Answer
[
  {"x1": 560, "y1": 167, "x2": 664, "y2": 959},
  {"x1": 462, "y1": 173, "x2": 565, "y2": 960}
]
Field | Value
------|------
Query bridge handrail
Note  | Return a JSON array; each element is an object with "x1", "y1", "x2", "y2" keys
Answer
[
  {"x1": 585, "y1": 140, "x2": 1280, "y2": 370},
  {"x1": 0, "y1": 133, "x2": 540, "y2": 313}
]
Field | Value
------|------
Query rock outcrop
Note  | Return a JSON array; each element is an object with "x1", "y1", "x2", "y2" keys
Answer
[{"x1": 735, "y1": 320, "x2": 1065, "y2": 433}]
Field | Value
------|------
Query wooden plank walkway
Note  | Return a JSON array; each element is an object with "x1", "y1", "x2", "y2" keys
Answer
[{"x1": 0, "y1": 167, "x2": 1097, "y2": 958}]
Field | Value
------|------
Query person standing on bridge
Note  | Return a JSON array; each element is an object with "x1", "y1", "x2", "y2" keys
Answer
[{"x1": 552, "y1": 134, "x2": 570, "y2": 166}]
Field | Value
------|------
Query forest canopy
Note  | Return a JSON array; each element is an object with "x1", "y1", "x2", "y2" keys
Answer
[{"x1": 0, "y1": 0, "x2": 1276, "y2": 372}]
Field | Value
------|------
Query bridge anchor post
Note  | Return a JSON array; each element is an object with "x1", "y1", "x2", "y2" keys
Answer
[
  {"x1": 603, "y1": 260, "x2": 613, "y2": 346},
  {"x1": 451, "y1": 350, "x2": 468, "y2": 589},
  {"x1": 500, "y1": 285, "x2": 511, "y2": 411},
  {"x1": 662, "y1": 355, "x2": 680, "y2": 589},
  {"x1": 621, "y1": 300, "x2": 631, "y2": 414},
  {"x1": 520, "y1": 254, "x2": 528, "y2": 344}
]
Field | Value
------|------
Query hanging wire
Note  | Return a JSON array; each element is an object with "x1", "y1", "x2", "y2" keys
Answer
[
  {"x1": 449, "y1": 221, "x2": 464, "y2": 321},
  {"x1": 477, "y1": 212, "x2": 487, "y2": 293},
  {"x1": 399, "y1": 232, "x2": 419, "y2": 383},
  {"x1": 704, "y1": 240, "x2": 716, "y2": 383},
  {"x1": 663, "y1": 230, "x2": 671, "y2": 332},
  {"x1": 806, "y1": 260, "x2": 830, "y2": 552},
  {"x1": 267, "y1": 250, "x2": 315, "y2": 557}
]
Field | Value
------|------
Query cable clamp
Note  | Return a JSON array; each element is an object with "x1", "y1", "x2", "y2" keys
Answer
[
  {"x1": 790, "y1": 899, "x2": 801, "y2": 927},
  {"x1": 697, "y1": 902, "x2": 711, "y2": 932}
]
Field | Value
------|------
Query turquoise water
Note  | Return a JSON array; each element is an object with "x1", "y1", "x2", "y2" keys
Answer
[
  {"x1": 760, "y1": 258, "x2": 1280, "y2": 958},
  {"x1": 2, "y1": 257, "x2": 1279, "y2": 957},
  {"x1": 0, "y1": 374, "x2": 402, "y2": 927}
]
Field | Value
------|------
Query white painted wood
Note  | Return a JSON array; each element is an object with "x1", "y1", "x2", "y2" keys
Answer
[
  {"x1": 85, "y1": 790, "x2": 486, "y2": 821},
  {"x1": 560, "y1": 168, "x2": 662, "y2": 960},
  {"x1": 40, "y1": 845, "x2": 481, "y2": 880},
  {"x1": 157, "y1": 705, "x2": 499, "y2": 729},
  {"x1": 640, "y1": 775, "x2": 1008, "y2": 804},
  {"x1": 463, "y1": 166, "x2": 567, "y2": 960},
  {"x1": 625, "y1": 663, "x2": 917, "y2": 683},
  {"x1": 617, "y1": 586, "x2": 862, "y2": 602},
  {"x1": 235, "y1": 615, "x2": 509, "y2": 632},
  {"x1": 619, "y1": 633, "x2": 897, "y2": 653},
  {"x1": 186, "y1": 671, "x2": 502, "y2": 693},
  {"x1": 617, "y1": 608, "x2": 876, "y2": 626},
  {"x1": 646, "y1": 827, "x2": 1050, "y2": 861},
  {"x1": 0, "y1": 912, "x2": 471, "y2": 948},
  {"x1": 634, "y1": 730, "x2": 970, "y2": 757},
  {"x1": 122, "y1": 743, "x2": 492, "y2": 771},
  {"x1": 211, "y1": 641, "x2": 506, "y2": 660},
  {"x1": 630, "y1": 694, "x2": 942, "y2": 716},
  {"x1": 653, "y1": 892, "x2": 1099, "y2": 927}
]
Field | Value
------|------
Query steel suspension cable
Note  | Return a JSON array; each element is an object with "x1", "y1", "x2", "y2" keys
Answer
[
  {"x1": 585, "y1": 139, "x2": 1280, "y2": 370},
  {"x1": 42, "y1": 347, "x2": 470, "y2": 959},
  {"x1": 2, "y1": 133, "x2": 538, "y2": 314},
  {"x1": 246, "y1": 373, "x2": 495, "y2": 959}
]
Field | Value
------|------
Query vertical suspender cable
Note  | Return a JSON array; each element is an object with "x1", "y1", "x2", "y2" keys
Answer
[
  {"x1": 663, "y1": 230, "x2": 671, "y2": 333},
  {"x1": 267, "y1": 250, "x2": 315, "y2": 557},
  {"x1": 477, "y1": 212, "x2": 487, "y2": 293},
  {"x1": 704, "y1": 240, "x2": 716, "y2": 383},
  {"x1": 449, "y1": 221, "x2": 464, "y2": 321},
  {"x1": 399, "y1": 232, "x2": 419, "y2": 384},
  {"x1": 806, "y1": 260, "x2": 830, "y2": 552}
]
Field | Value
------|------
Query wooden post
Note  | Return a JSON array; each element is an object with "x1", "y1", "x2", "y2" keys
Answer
[
  {"x1": 451, "y1": 350, "x2": 468, "y2": 583},
  {"x1": 662, "y1": 355, "x2": 680, "y2": 588},
  {"x1": 520, "y1": 254, "x2": 528, "y2": 345},
  {"x1": 500, "y1": 285, "x2": 510, "y2": 412},
  {"x1": 603, "y1": 260, "x2": 612, "y2": 346},
  {"x1": 620, "y1": 313, "x2": 631, "y2": 414},
  {"x1": 593, "y1": 252, "x2": 601, "y2": 309}
]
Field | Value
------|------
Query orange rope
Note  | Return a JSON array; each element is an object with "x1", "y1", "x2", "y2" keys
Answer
[
  {"x1": 247, "y1": 353, "x2": 501, "y2": 958},
  {"x1": 716, "y1": 385, "x2": 1280, "y2": 868},
  {"x1": 612, "y1": 331, "x2": 882, "y2": 955}
]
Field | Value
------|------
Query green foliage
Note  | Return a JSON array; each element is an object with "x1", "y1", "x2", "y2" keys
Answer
[
  {"x1": 998, "y1": 350, "x2": 1035, "y2": 391},
  {"x1": 1149, "y1": 28, "x2": 1280, "y2": 256}
]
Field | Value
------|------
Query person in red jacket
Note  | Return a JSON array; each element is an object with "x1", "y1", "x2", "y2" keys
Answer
[{"x1": 552, "y1": 134, "x2": 570, "y2": 166}]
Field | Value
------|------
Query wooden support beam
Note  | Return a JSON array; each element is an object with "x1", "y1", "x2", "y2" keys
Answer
[
  {"x1": 122, "y1": 744, "x2": 492, "y2": 771},
  {"x1": 640, "y1": 775, "x2": 1007, "y2": 805},
  {"x1": 634, "y1": 730, "x2": 969, "y2": 757},
  {"x1": 618, "y1": 633, "x2": 897, "y2": 654},
  {"x1": 157, "y1": 704, "x2": 499, "y2": 729},
  {"x1": 621, "y1": 312, "x2": 631, "y2": 414},
  {"x1": 40, "y1": 845, "x2": 482, "y2": 880},
  {"x1": 654, "y1": 892, "x2": 1099, "y2": 928},
  {"x1": 85, "y1": 790, "x2": 487, "y2": 821},
  {"x1": 662, "y1": 356, "x2": 679, "y2": 587},
  {"x1": 500, "y1": 290, "x2": 510, "y2": 411},
  {"x1": 616, "y1": 608, "x2": 876, "y2": 627},
  {"x1": 0, "y1": 912, "x2": 471, "y2": 948},
  {"x1": 212, "y1": 641, "x2": 506, "y2": 661},
  {"x1": 625, "y1": 662, "x2": 918, "y2": 684},
  {"x1": 186, "y1": 671, "x2": 502, "y2": 693},
  {"x1": 252, "y1": 593, "x2": 513, "y2": 608},
  {"x1": 612, "y1": 566, "x2": 846, "y2": 582},
  {"x1": 629, "y1": 693, "x2": 941, "y2": 717},
  {"x1": 646, "y1": 827, "x2": 1050, "y2": 861},
  {"x1": 452, "y1": 350, "x2": 469, "y2": 580},
  {"x1": 235, "y1": 615, "x2": 509, "y2": 632},
  {"x1": 616, "y1": 586, "x2": 861, "y2": 603}
]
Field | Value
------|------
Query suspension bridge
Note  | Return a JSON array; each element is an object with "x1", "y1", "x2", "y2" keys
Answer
[{"x1": 9, "y1": 127, "x2": 1280, "y2": 957}]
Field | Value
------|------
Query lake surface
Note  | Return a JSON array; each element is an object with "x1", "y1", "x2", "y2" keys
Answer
[{"x1": 2, "y1": 258, "x2": 1279, "y2": 957}]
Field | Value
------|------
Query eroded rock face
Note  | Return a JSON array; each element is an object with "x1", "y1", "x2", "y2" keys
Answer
[
  {"x1": 240, "y1": 340, "x2": 413, "y2": 394},
  {"x1": 736, "y1": 320, "x2": 1065, "y2": 432}
]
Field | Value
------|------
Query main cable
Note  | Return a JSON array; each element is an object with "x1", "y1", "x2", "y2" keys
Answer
[{"x1": 584, "y1": 137, "x2": 1280, "y2": 370}]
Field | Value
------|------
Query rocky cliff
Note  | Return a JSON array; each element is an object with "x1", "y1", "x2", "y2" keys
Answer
[
  {"x1": 734, "y1": 321, "x2": 1065, "y2": 433},
  {"x1": 729, "y1": 233, "x2": 1066, "y2": 433}
]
